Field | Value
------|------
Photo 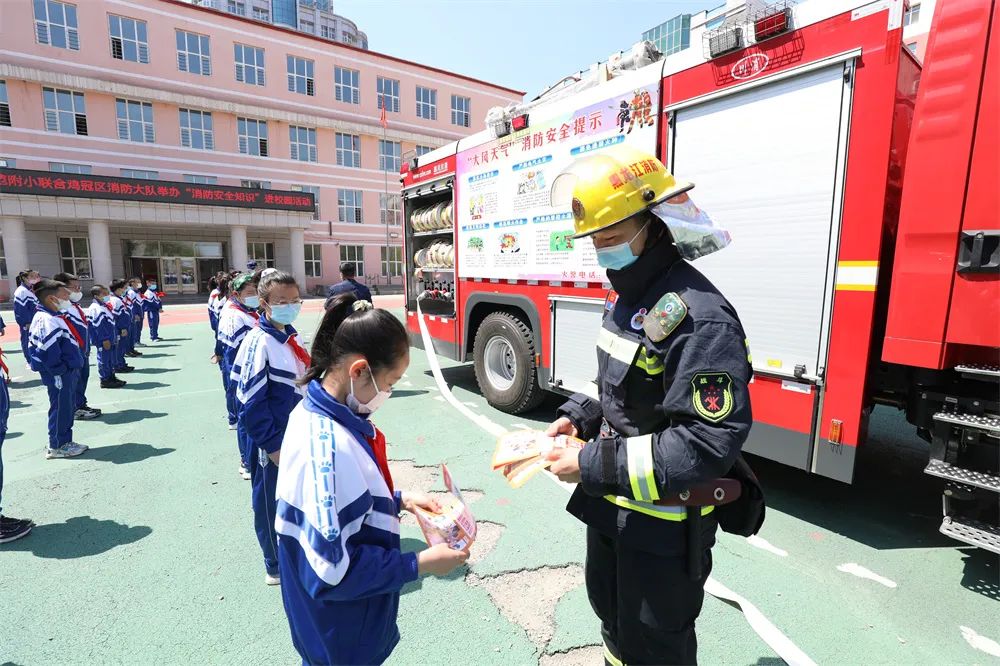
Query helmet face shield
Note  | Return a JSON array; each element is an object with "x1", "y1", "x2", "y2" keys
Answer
[{"x1": 650, "y1": 196, "x2": 731, "y2": 261}]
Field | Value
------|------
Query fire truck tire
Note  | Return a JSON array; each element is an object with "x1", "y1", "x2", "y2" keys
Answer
[{"x1": 473, "y1": 312, "x2": 545, "y2": 414}]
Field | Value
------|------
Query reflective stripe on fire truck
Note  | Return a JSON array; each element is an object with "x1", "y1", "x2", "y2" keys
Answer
[
  {"x1": 626, "y1": 434, "x2": 660, "y2": 502},
  {"x1": 596, "y1": 327, "x2": 641, "y2": 365},
  {"x1": 834, "y1": 261, "x2": 879, "y2": 291}
]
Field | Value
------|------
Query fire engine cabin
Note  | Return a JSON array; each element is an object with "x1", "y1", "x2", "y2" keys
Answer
[{"x1": 401, "y1": 0, "x2": 996, "y2": 550}]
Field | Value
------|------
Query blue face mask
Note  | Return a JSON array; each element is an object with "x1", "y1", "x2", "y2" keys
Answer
[
  {"x1": 269, "y1": 302, "x2": 302, "y2": 325},
  {"x1": 595, "y1": 221, "x2": 648, "y2": 271},
  {"x1": 243, "y1": 295, "x2": 260, "y2": 309}
]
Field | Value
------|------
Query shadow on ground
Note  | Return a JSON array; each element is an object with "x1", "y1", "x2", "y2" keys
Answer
[
  {"x1": 119, "y1": 382, "x2": 169, "y2": 391},
  {"x1": 1, "y1": 516, "x2": 152, "y2": 559},
  {"x1": 99, "y1": 409, "x2": 168, "y2": 425},
  {"x1": 958, "y1": 549, "x2": 1000, "y2": 602},
  {"x1": 87, "y1": 442, "x2": 175, "y2": 465},
  {"x1": 129, "y1": 367, "x2": 180, "y2": 375},
  {"x1": 392, "y1": 389, "x2": 429, "y2": 398},
  {"x1": 13, "y1": 379, "x2": 42, "y2": 390},
  {"x1": 133, "y1": 353, "x2": 170, "y2": 359}
]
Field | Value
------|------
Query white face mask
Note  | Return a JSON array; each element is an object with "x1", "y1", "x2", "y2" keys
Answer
[
  {"x1": 69, "y1": 290, "x2": 83, "y2": 303},
  {"x1": 346, "y1": 365, "x2": 391, "y2": 415},
  {"x1": 55, "y1": 298, "x2": 72, "y2": 312}
]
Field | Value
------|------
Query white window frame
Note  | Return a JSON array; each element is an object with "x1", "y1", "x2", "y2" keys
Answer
[
  {"x1": 378, "y1": 139, "x2": 401, "y2": 173},
  {"x1": 34, "y1": 0, "x2": 80, "y2": 50},
  {"x1": 377, "y1": 76, "x2": 400, "y2": 112},
  {"x1": 179, "y1": 108, "x2": 214, "y2": 150},
  {"x1": 252, "y1": 6, "x2": 269, "y2": 21},
  {"x1": 320, "y1": 24, "x2": 335, "y2": 39},
  {"x1": 287, "y1": 55, "x2": 316, "y2": 96},
  {"x1": 416, "y1": 86, "x2": 437, "y2": 120},
  {"x1": 238, "y1": 117, "x2": 269, "y2": 157},
  {"x1": 227, "y1": 0, "x2": 246, "y2": 16},
  {"x1": 0, "y1": 81, "x2": 10, "y2": 127},
  {"x1": 379, "y1": 193, "x2": 401, "y2": 225},
  {"x1": 904, "y1": 3, "x2": 921, "y2": 26},
  {"x1": 109, "y1": 15, "x2": 149, "y2": 64},
  {"x1": 240, "y1": 179, "x2": 271, "y2": 189},
  {"x1": 59, "y1": 236, "x2": 92, "y2": 279},
  {"x1": 451, "y1": 94, "x2": 471, "y2": 128},
  {"x1": 176, "y1": 29, "x2": 211, "y2": 76},
  {"x1": 335, "y1": 132, "x2": 361, "y2": 168},
  {"x1": 340, "y1": 244, "x2": 364, "y2": 277},
  {"x1": 299, "y1": 18, "x2": 315, "y2": 32},
  {"x1": 289, "y1": 125, "x2": 318, "y2": 162},
  {"x1": 116, "y1": 98, "x2": 155, "y2": 143},
  {"x1": 381, "y1": 246, "x2": 402, "y2": 278},
  {"x1": 291, "y1": 184, "x2": 320, "y2": 219},
  {"x1": 415, "y1": 145, "x2": 433, "y2": 157},
  {"x1": 247, "y1": 241, "x2": 275, "y2": 268},
  {"x1": 49, "y1": 162, "x2": 91, "y2": 174},
  {"x1": 334, "y1": 66, "x2": 360, "y2": 105},
  {"x1": 304, "y1": 243, "x2": 322, "y2": 277},
  {"x1": 184, "y1": 174, "x2": 217, "y2": 184},
  {"x1": 338, "y1": 189, "x2": 363, "y2": 224},
  {"x1": 42, "y1": 87, "x2": 87, "y2": 135},
  {"x1": 234, "y1": 43, "x2": 265, "y2": 86},
  {"x1": 121, "y1": 169, "x2": 158, "y2": 180}
]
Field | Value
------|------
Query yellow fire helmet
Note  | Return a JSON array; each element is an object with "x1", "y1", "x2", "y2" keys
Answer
[{"x1": 550, "y1": 144, "x2": 731, "y2": 260}]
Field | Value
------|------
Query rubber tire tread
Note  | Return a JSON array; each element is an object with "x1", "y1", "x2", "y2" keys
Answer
[{"x1": 473, "y1": 311, "x2": 545, "y2": 414}]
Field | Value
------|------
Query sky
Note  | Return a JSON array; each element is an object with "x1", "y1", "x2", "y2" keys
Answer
[{"x1": 335, "y1": 0, "x2": 713, "y2": 101}]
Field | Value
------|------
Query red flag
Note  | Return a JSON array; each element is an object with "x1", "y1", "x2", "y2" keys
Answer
[{"x1": 379, "y1": 104, "x2": 388, "y2": 129}]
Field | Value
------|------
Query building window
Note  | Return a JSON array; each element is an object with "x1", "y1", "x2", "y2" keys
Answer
[
  {"x1": 334, "y1": 66, "x2": 360, "y2": 104},
  {"x1": 272, "y1": 0, "x2": 296, "y2": 27},
  {"x1": 0, "y1": 237, "x2": 7, "y2": 279},
  {"x1": 227, "y1": 0, "x2": 246, "y2": 16},
  {"x1": 179, "y1": 108, "x2": 214, "y2": 150},
  {"x1": 339, "y1": 244, "x2": 364, "y2": 277},
  {"x1": 379, "y1": 193, "x2": 401, "y2": 225},
  {"x1": 705, "y1": 15, "x2": 725, "y2": 30},
  {"x1": 904, "y1": 3, "x2": 921, "y2": 26},
  {"x1": 378, "y1": 139, "x2": 401, "y2": 173},
  {"x1": 416, "y1": 86, "x2": 437, "y2": 120},
  {"x1": 176, "y1": 29, "x2": 211, "y2": 76},
  {"x1": 49, "y1": 162, "x2": 91, "y2": 174},
  {"x1": 234, "y1": 43, "x2": 265, "y2": 86},
  {"x1": 415, "y1": 145, "x2": 433, "y2": 157},
  {"x1": 116, "y1": 98, "x2": 155, "y2": 143},
  {"x1": 320, "y1": 24, "x2": 335, "y2": 39},
  {"x1": 238, "y1": 117, "x2": 269, "y2": 156},
  {"x1": 287, "y1": 55, "x2": 315, "y2": 96},
  {"x1": 247, "y1": 241, "x2": 275, "y2": 268},
  {"x1": 34, "y1": 0, "x2": 79, "y2": 50},
  {"x1": 42, "y1": 87, "x2": 87, "y2": 135},
  {"x1": 381, "y1": 246, "x2": 402, "y2": 278},
  {"x1": 240, "y1": 179, "x2": 271, "y2": 189},
  {"x1": 59, "y1": 236, "x2": 91, "y2": 279},
  {"x1": 335, "y1": 132, "x2": 360, "y2": 168},
  {"x1": 304, "y1": 243, "x2": 322, "y2": 277},
  {"x1": 451, "y1": 95, "x2": 471, "y2": 128},
  {"x1": 184, "y1": 174, "x2": 217, "y2": 184},
  {"x1": 121, "y1": 169, "x2": 158, "y2": 179},
  {"x1": 109, "y1": 15, "x2": 149, "y2": 64},
  {"x1": 0, "y1": 81, "x2": 10, "y2": 127},
  {"x1": 291, "y1": 184, "x2": 320, "y2": 218},
  {"x1": 0, "y1": 158, "x2": 15, "y2": 168},
  {"x1": 252, "y1": 6, "x2": 269, "y2": 21},
  {"x1": 338, "y1": 189, "x2": 363, "y2": 223},
  {"x1": 342, "y1": 32, "x2": 356, "y2": 45},
  {"x1": 299, "y1": 18, "x2": 315, "y2": 32},
  {"x1": 289, "y1": 125, "x2": 318, "y2": 162},
  {"x1": 377, "y1": 77, "x2": 400, "y2": 112}
]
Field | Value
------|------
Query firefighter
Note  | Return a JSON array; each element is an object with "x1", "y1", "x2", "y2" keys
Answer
[{"x1": 545, "y1": 144, "x2": 751, "y2": 666}]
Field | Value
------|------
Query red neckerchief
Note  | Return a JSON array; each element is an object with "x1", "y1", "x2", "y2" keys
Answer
[
  {"x1": 0, "y1": 349, "x2": 8, "y2": 377},
  {"x1": 365, "y1": 426, "x2": 394, "y2": 495},
  {"x1": 104, "y1": 301, "x2": 114, "y2": 311},
  {"x1": 72, "y1": 304, "x2": 88, "y2": 325},
  {"x1": 59, "y1": 314, "x2": 86, "y2": 349},
  {"x1": 286, "y1": 333, "x2": 311, "y2": 368}
]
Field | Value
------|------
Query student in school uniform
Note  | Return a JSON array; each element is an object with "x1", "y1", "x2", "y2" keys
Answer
[
  {"x1": 13, "y1": 269, "x2": 41, "y2": 370},
  {"x1": 124, "y1": 279, "x2": 144, "y2": 356},
  {"x1": 274, "y1": 293, "x2": 468, "y2": 665},
  {"x1": 233, "y1": 269, "x2": 310, "y2": 585},
  {"x1": 0, "y1": 351, "x2": 33, "y2": 543},
  {"x1": 86, "y1": 285, "x2": 125, "y2": 389},
  {"x1": 53, "y1": 273, "x2": 101, "y2": 421},
  {"x1": 28, "y1": 279, "x2": 90, "y2": 460},
  {"x1": 143, "y1": 279, "x2": 163, "y2": 342},
  {"x1": 109, "y1": 280, "x2": 135, "y2": 376},
  {"x1": 217, "y1": 271, "x2": 260, "y2": 479}
]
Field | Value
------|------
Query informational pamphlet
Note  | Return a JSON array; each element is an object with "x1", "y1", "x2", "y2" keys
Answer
[
  {"x1": 414, "y1": 464, "x2": 477, "y2": 551},
  {"x1": 492, "y1": 430, "x2": 585, "y2": 488}
]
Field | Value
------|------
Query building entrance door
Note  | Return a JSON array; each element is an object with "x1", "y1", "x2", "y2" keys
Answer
[
  {"x1": 161, "y1": 257, "x2": 198, "y2": 294},
  {"x1": 130, "y1": 258, "x2": 160, "y2": 287},
  {"x1": 197, "y1": 258, "x2": 224, "y2": 293}
]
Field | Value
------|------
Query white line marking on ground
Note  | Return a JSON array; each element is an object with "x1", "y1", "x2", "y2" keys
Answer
[
  {"x1": 462, "y1": 401, "x2": 477, "y2": 407},
  {"x1": 433, "y1": 395, "x2": 446, "y2": 402},
  {"x1": 746, "y1": 535, "x2": 789, "y2": 557},
  {"x1": 510, "y1": 423, "x2": 531, "y2": 430},
  {"x1": 16, "y1": 388, "x2": 219, "y2": 418},
  {"x1": 836, "y1": 563, "x2": 897, "y2": 588},
  {"x1": 960, "y1": 626, "x2": 1000, "y2": 658}
]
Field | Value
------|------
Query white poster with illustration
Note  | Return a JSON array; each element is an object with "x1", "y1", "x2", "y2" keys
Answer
[{"x1": 456, "y1": 82, "x2": 660, "y2": 282}]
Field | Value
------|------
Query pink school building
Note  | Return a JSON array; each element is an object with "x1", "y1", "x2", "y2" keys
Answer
[{"x1": 0, "y1": 0, "x2": 522, "y2": 297}]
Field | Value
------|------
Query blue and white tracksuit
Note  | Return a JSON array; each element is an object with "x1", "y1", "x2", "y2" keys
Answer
[
  {"x1": 13, "y1": 284, "x2": 38, "y2": 366},
  {"x1": 208, "y1": 289, "x2": 221, "y2": 332},
  {"x1": 110, "y1": 295, "x2": 131, "y2": 370},
  {"x1": 211, "y1": 296, "x2": 228, "y2": 392},
  {"x1": 86, "y1": 300, "x2": 116, "y2": 381},
  {"x1": 65, "y1": 303, "x2": 92, "y2": 410},
  {"x1": 0, "y1": 364, "x2": 9, "y2": 513},
  {"x1": 275, "y1": 381, "x2": 417, "y2": 666},
  {"x1": 125, "y1": 288, "x2": 144, "y2": 348},
  {"x1": 28, "y1": 306, "x2": 85, "y2": 449},
  {"x1": 217, "y1": 299, "x2": 258, "y2": 457},
  {"x1": 233, "y1": 317, "x2": 307, "y2": 576},
  {"x1": 143, "y1": 288, "x2": 162, "y2": 340}
]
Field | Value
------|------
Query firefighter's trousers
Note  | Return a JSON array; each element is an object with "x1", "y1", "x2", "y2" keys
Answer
[{"x1": 586, "y1": 527, "x2": 711, "y2": 666}]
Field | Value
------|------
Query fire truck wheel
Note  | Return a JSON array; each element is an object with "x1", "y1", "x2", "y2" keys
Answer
[{"x1": 473, "y1": 312, "x2": 545, "y2": 414}]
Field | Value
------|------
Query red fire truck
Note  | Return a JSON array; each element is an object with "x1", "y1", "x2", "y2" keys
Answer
[{"x1": 400, "y1": 0, "x2": 998, "y2": 551}]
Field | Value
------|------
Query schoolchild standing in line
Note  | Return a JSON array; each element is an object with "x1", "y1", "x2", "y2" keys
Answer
[
  {"x1": 217, "y1": 272, "x2": 260, "y2": 479},
  {"x1": 109, "y1": 280, "x2": 135, "y2": 376},
  {"x1": 124, "y1": 278, "x2": 144, "y2": 356},
  {"x1": 0, "y1": 350, "x2": 33, "y2": 543},
  {"x1": 53, "y1": 273, "x2": 101, "y2": 421},
  {"x1": 143, "y1": 279, "x2": 163, "y2": 342},
  {"x1": 86, "y1": 285, "x2": 125, "y2": 389},
  {"x1": 13, "y1": 270, "x2": 41, "y2": 371}
]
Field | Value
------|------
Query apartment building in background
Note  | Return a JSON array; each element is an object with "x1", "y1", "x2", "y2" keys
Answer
[
  {"x1": 0, "y1": 0, "x2": 522, "y2": 298},
  {"x1": 190, "y1": 0, "x2": 369, "y2": 49}
]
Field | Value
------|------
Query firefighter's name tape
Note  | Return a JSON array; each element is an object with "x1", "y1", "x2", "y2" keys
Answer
[
  {"x1": 415, "y1": 300, "x2": 816, "y2": 666},
  {"x1": 835, "y1": 260, "x2": 879, "y2": 292}
]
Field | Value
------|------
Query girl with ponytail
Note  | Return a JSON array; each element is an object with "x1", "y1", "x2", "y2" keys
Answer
[
  {"x1": 13, "y1": 270, "x2": 41, "y2": 370},
  {"x1": 274, "y1": 293, "x2": 468, "y2": 665}
]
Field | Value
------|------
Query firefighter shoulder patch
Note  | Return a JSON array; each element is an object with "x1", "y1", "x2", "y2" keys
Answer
[
  {"x1": 643, "y1": 292, "x2": 687, "y2": 342},
  {"x1": 691, "y1": 372, "x2": 734, "y2": 423}
]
